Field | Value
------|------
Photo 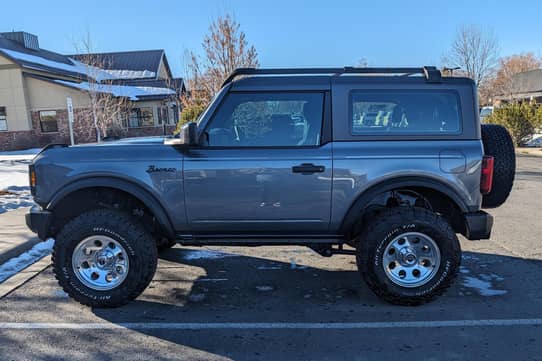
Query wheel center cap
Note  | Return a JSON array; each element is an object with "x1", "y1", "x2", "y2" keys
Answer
[
  {"x1": 97, "y1": 251, "x2": 114, "y2": 267},
  {"x1": 400, "y1": 247, "x2": 417, "y2": 265}
]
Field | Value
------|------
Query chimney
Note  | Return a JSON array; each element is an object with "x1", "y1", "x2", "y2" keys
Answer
[{"x1": 0, "y1": 31, "x2": 39, "y2": 50}]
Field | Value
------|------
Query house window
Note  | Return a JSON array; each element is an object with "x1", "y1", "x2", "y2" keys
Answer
[
  {"x1": 127, "y1": 107, "x2": 154, "y2": 128},
  {"x1": 39, "y1": 111, "x2": 58, "y2": 133},
  {"x1": 158, "y1": 106, "x2": 169, "y2": 125},
  {"x1": 0, "y1": 107, "x2": 7, "y2": 131}
]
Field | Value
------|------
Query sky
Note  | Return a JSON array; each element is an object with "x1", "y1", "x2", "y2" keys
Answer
[{"x1": 2, "y1": 0, "x2": 542, "y2": 77}]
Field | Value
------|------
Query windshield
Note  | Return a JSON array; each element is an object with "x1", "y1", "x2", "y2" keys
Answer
[{"x1": 196, "y1": 86, "x2": 229, "y2": 126}]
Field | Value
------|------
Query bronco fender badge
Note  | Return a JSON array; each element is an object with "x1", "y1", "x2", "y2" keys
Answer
[{"x1": 146, "y1": 165, "x2": 176, "y2": 174}]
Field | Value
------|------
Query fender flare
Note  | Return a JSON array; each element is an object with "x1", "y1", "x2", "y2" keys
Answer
[
  {"x1": 339, "y1": 176, "x2": 471, "y2": 235},
  {"x1": 47, "y1": 176, "x2": 175, "y2": 239}
]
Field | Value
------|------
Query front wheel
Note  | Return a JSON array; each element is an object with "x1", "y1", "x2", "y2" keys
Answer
[
  {"x1": 52, "y1": 209, "x2": 158, "y2": 308},
  {"x1": 357, "y1": 207, "x2": 460, "y2": 305}
]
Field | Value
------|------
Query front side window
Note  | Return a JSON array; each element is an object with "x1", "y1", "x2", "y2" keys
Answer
[
  {"x1": 204, "y1": 92, "x2": 324, "y2": 147},
  {"x1": 0, "y1": 107, "x2": 7, "y2": 131},
  {"x1": 39, "y1": 110, "x2": 58, "y2": 133},
  {"x1": 350, "y1": 91, "x2": 461, "y2": 135}
]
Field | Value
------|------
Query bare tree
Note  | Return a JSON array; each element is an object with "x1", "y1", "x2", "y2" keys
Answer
[
  {"x1": 74, "y1": 34, "x2": 130, "y2": 141},
  {"x1": 443, "y1": 25, "x2": 500, "y2": 88},
  {"x1": 180, "y1": 14, "x2": 259, "y2": 125},
  {"x1": 490, "y1": 53, "x2": 542, "y2": 101}
]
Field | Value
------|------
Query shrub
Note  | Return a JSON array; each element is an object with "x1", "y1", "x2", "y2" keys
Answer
[
  {"x1": 174, "y1": 101, "x2": 207, "y2": 135},
  {"x1": 485, "y1": 102, "x2": 535, "y2": 146}
]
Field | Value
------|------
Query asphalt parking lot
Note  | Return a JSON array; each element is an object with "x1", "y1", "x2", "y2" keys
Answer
[{"x1": 0, "y1": 155, "x2": 541, "y2": 361}]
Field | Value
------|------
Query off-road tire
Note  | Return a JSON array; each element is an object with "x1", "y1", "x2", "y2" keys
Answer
[
  {"x1": 52, "y1": 209, "x2": 158, "y2": 308},
  {"x1": 481, "y1": 124, "x2": 516, "y2": 208},
  {"x1": 357, "y1": 207, "x2": 460, "y2": 306}
]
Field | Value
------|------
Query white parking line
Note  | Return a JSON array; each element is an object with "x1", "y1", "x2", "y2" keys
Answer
[{"x1": 1, "y1": 318, "x2": 542, "y2": 330}]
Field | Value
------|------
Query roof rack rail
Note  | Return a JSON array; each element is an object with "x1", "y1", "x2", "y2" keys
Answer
[{"x1": 222, "y1": 66, "x2": 442, "y2": 87}]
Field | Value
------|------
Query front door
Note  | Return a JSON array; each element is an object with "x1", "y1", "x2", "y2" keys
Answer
[{"x1": 183, "y1": 91, "x2": 332, "y2": 234}]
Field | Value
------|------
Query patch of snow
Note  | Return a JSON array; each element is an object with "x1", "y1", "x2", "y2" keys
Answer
[
  {"x1": 188, "y1": 293, "x2": 206, "y2": 302},
  {"x1": 182, "y1": 249, "x2": 237, "y2": 260},
  {"x1": 290, "y1": 258, "x2": 308, "y2": 270},
  {"x1": 0, "y1": 157, "x2": 34, "y2": 213},
  {"x1": 0, "y1": 238, "x2": 54, "y2": 283},
  {"x1": 462, "y1": 275, "x2": 507, "y2": 296},
  {"x1": 257, "y1": 264, "x2": 282, "y2": 270},
  {"x1": 55, "y1": 80, "x2": 175, "y2": 101},
  {"x1": 52, "y1": 289, "x2": 69, "y2": 298},
  {"x1": 196, "y1": 278, "x2": 228, "y2": 282},
  {"x1": 0, "y1": 148, "x2": 41, "y2": 160},
  {"x1": 256, "y1": 286, "x2": 273, "y2": 292},
  {"x1": 0, "y1": 159, "x2": 31, "y2": 191},
  {"x1": 461, "y1": 254, "x2": 480, "y2": 261},
  {"x1": 103, "y1": 69, "x2": 156, "y2": 79}
]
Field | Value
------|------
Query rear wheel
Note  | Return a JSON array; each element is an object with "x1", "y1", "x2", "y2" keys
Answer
[
  {"x1": 52, "y1": 209, "x2": 157, "y2": 308},
  {"x1": 357, "y1": 207, "x2": 460, "y2": 305}
]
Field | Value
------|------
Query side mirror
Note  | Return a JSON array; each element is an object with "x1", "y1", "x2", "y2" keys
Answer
[
  {"x1": 165, "y1": 122, "x2": 198, "y2": 146},
  {"x1": 180, "y1": 122, "x2": 198, "y2": 146}
]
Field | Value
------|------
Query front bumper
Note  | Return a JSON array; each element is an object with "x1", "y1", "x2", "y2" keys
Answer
[
  {"x1": 463, "y1": 211, "x2": 493, "y2": 240},
  {"x1": 25, "y1": 205, "x2": 53, "y2": 240}
]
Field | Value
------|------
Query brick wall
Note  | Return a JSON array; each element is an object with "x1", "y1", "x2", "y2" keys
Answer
[
  {"x1": 0, "y1": 109, "x2": 177, "y2": 151},
  {"x1": 126, "y1": 125, "x2": 176, "y2": 138}
]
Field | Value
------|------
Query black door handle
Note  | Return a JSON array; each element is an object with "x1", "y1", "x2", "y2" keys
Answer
[{"x1": 292, "y1": 163, "x2": 325, "y2": 174}]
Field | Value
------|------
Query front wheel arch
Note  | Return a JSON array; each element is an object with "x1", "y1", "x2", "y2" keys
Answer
[{"x1": 47, "y1": 177, "x2": 175, "y2": 239}]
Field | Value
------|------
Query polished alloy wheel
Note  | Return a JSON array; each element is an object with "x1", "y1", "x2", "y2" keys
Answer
[
  {"x1": 72, "y1": 236, "x2": 129, "y2": 291},
  {"x1": 382, "y1": 232, "x2": 441, "y2": 288}
]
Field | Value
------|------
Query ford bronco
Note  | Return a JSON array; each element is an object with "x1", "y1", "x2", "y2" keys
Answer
[{"x1": 26, "y1": 67, "x2": 516, "y2": 307}]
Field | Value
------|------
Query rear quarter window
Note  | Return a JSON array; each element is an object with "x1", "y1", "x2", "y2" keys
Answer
[{"x1": 350, "y1": 90, "x2": 462, "y2": 135}]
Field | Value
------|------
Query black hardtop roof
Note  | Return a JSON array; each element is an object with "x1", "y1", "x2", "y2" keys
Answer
[{"x1": 229, "y1": 67, "x2": 474, "y2": 91}]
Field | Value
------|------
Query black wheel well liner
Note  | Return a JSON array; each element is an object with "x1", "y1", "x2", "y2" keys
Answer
[
  {"x1": 47, "y1": 177, "x2": 175, "y2": 239},
  {"x1": 339, "y1": 177, "x2": 471, "y2": 237}
]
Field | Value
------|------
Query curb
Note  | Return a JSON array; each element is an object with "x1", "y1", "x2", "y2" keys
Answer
[
  {"x1": 0, "y1": 255, "x2": 51, "y2": 299},
  {"x1": 0, "y1": 237, "x2": 41, "y2": 266},
  {"x1": 516, "y1": 148, "x2": 542, "y2": 157}
]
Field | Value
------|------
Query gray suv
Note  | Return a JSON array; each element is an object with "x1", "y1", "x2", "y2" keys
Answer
[{"x1": 26, "y1": 67, "x2": 516, "y2": 307}]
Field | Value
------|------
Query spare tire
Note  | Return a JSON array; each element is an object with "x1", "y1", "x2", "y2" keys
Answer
[{"x1": 481, "y1": 124, "x2": 516, "y2": 208}]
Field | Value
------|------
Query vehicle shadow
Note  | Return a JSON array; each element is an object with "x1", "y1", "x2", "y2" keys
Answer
[{"x1": 87, "y1": 246, "x2": 542, "y2": 360}]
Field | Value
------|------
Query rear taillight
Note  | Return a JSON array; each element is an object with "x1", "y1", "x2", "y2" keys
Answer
[{"x1": 480, "y1": 155, "x2": 494, "y2": 195}]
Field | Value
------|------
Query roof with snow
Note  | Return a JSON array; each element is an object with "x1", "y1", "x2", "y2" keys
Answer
[
  {"x1": 69, "y1": 50, "x2": 169, "y2": 80},
  {"x1": 0, "y1": 31, "x2": 183, "y2": 102},
  {"x1": 0, "y1": 33, "x2": 87, "y2": 79}
]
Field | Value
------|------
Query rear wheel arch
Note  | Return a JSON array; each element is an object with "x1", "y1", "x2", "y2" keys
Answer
[
  {"x1": 47, "y1": 177, "x2": 175, "y2": 239},
  {"x1": 340, "y1": 177, "x2": 469, "y2": 239}
]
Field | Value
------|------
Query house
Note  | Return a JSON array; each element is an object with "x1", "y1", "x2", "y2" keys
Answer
[
  {"x1": 495, "y1": 68, "x2": 542, "y2": 104},
  {"x1": 0, "y1": 31, "x2": 185, "y2": 151}
]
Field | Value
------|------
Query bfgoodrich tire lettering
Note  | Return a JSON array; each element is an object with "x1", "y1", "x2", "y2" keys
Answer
[
  {"x1": 357, "y1": 207, "x2": 460, "y2": 305},
  {"x1": 52, "y1": 209, "x2": 157, "y2": 308}
]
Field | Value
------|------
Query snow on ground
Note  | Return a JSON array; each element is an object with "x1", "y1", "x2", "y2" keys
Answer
[
  {"x1": 0, "y1": 238, "x2": 54, "y2": 283},
  {"x1": 460, "y1": 264, "x2": 507, "y2": 296},
  {"x1": 462, "y1": 275, "x2": 507, "y2": 296},
  {"x1": 0, "y1": 148, "x2": 40, "y2": 213},
  {"x1": 182, "y1": 249, "x2": 238, "y2": 260}
]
